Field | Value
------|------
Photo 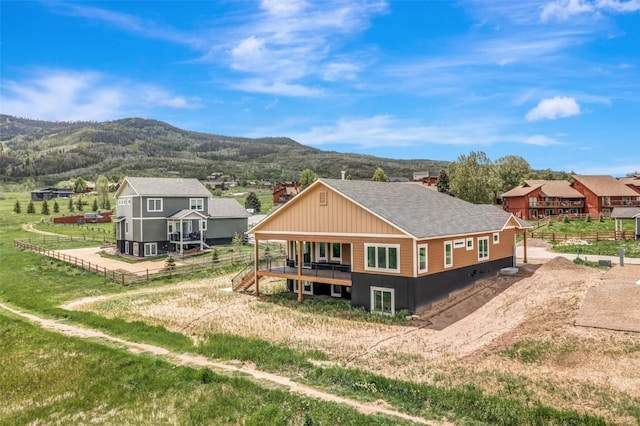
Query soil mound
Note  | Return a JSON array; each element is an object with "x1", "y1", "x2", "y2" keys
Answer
[{"x1": 539, "y1": 256, "x2": 583, "y2": 271}]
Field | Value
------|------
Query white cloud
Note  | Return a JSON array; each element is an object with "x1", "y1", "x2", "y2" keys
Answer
[
  {"x1": 525, "y1": 96, "x2": 581, "y2": 121},
  {"x1": 231, "y1": 79, "x2": 322, "y2": 97},
  {"x1": 541, "y1": 0, "x2": 640, "y2": 21},
  {"x1": 0, "y1": 70, "x2": 199, "y2": 121},
  {"x1": 260, "y1": 0, "x2": 308, "y2": 16},
  {"x1": 322, "y1": 61, "x2": 360, "y2": 81},
  {"x1": 520, "y1": 135, "x2": 562, "y2": 146}
]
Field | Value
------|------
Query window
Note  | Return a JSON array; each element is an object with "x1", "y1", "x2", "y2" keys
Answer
[
  {"x1": 292, "y1": 280, "x2": 313, "y2": 295},
  {"x1": 190, "y1": 198, "x2": 204, "y2": 211},
  {"x1": 147, "y1": 198, "x2": 162, "y2": 212},
  {"x1": 124, "y1": 241, "x2": 130, "y2": 254},
  {"x1": 478, "y1": 237, "x2": 489, "y2": 261},
  {"x1": 371, "y1": 287, "x2": 394, "y2": 315},
  {"x1": 331, "y1": 243, "x2": 341, "y2": 261},
  {"x1": 144, "y1": 243, "x2": 157, "y2": 256},
  {"x1": 118, "y1": 199, "x2": 125, "y2": 206},
  {"x1": 444, "y1": 241, "x2": 453, "y2": 268},
  {"x1": 453, "y1": 239, "x2": 465, "y2": 249},
  {"x1": 319, "y1": 191, "x2": 327, "y2": 206},
  {"x1": 127, "y1": 198, "x2": 131, "y2": 205},
  {"x1": 317, "y1": 242, "x2": 327, "y2": 261},
  {"x1": 365, "y1": 244, "x2": 399, "y2": 272},
  {"x1": 418, "y1": 244, "x2": 428, "y2": 273},
  {"x1": 466, "y1": 238, "x2": 474, "y2": 251},
  {"x1": 125, "y1": 221, "x2": 129, "y2": 234},
  {"x1": 201, "y1": 220, "x2": 207, "y2": 231},
  {"x1": 331, "y1": 285, "x2": 342, "y2": 297},
  {"x1": 493, "y1": 233, "x2": 499, "y2": 244}
]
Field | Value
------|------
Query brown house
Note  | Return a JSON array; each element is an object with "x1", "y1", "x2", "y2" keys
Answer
[
  {"x1": 272, "y1": 181, "x2": 301, "y2": 204},
  {"x1": 500, "y1": 180, "x2": 585, "y2": 220},
  {"x1": 246, "y1": 179, "x2": 527, "y2": 314},
  {"x1": 620, "y1": 175, "x2": 640, "y2": 195},
  {"x1": 571, "y1": 175, "x2": 640, "y2": 217}
]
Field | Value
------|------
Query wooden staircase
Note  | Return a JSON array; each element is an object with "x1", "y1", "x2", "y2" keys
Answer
[{"x1": 232, "y1": 263, "x2": 255, "y2": 292}]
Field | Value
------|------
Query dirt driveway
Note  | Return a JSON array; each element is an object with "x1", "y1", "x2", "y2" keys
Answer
[{"x1": 55, "y1": 247, "x2": 177, "y2": 275}]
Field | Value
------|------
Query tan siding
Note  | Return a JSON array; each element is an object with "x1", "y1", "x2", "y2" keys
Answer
[
  {"x1": 259, "y1": 184, "x2": 404, "y2": 235},
  {"x1": 350, "y1": 236, "x2": 414, "y2": 276}
]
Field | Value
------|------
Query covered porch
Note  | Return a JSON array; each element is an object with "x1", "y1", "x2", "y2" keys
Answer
[
  {"x1": 167, "y1": 209, "x2": 209, "y2": 255},
  {"x1": 252, "y1": 237, "x2": 353, "y2": 301}
]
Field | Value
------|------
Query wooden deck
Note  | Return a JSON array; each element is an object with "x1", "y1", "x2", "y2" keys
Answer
[{"x1": 256, "y1": 262, "x2": 352, "y2": 286}]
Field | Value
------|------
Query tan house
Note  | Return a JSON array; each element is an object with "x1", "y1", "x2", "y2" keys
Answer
[
  {"x1": 572, "y1": 175, "x2": 640, "y2": 217},
  {"x1": 501, "y1": 180, "x2": 585, "y2": 220},
  {"x1": 245, "y1": 179, "x2": 527, "y2": 314}
]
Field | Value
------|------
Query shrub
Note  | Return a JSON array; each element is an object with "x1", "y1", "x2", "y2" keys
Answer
[
  {"x1": 585, "y1": 214, "x2": 592, "y2": 222},
  {"x1": 13, "y1": 200, "x2": 21, "y2": 214},
  {"x1": 27, "y1": 200, "x2": 35, "y2": 214},
  {"x1": 165, "y1": 256, "x2": 177, "y2": 271},
  {"x1": 41, "y1": 199, "x2": 50, "y2": 215},
  {"x1": 562, "y1": 214, "x2": 570, "y2": 223},
  {"x1": 53, "y1": 200, "x2": 59, "y2": 213},
  {"x1": 598, "y1": 213, "x2": 604, "y2": 222}
]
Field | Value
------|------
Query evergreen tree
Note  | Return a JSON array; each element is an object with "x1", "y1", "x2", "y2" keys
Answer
[
  {"x1": 76, "y1": 197, "x2": 83, "y2": 211},
  {"x1": 244, "y1": 192, "x2": 261, "y2": 213},
  {"x1": 14, "y1": 200, "x2": 21, "y2": 214},
  {"x1": 41, "y1": 199, "x2": 50, "y2": 215},
  {"x1": 436, "y1": 169, "x2": 450, "y2": 193},
  {"x1": 74, "y1": 177, "x2": 87, "y2": 194},
  {"x1": 68, "y1": 197, "x2": 75, "y2": 213},
  {"x1": 27, "y1": 200, "x2": 35, "y2": 214},
  {"x1": 92, "y1": 198, "x2": 99, "y2": 212},
  {"x1": 104, "y1": 199, "x2": 111, "y2": 210},
  {"x1": 53, "y1": 200, "x2": 59, "y2": 213},
  {"x1": 372, "y1": 167, "x2": 388, "y2": 182}
]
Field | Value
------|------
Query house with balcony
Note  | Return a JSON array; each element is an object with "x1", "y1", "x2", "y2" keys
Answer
[
  {"x1": 571, "y1": 175, "x2": 640, "y2": 218},
  {"x1": 620, "y1": 175, "x2": 640, "y2": 195},
  {"x1": 114, "y1": 177, "x2": 249, "y2": 257},
  {"x1": 244, "y1": 178, "x2": 527, "y2": 314},
  {"x1": 500, "y1": 180, "x2": 585, "y2": 220}
]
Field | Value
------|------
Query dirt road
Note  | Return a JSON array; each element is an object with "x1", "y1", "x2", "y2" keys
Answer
[{"x1": 0, "y1": 302, "x2": 441, "y2": 425}]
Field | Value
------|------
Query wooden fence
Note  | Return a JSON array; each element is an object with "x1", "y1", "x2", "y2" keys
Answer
[
  {"x1": 14, "y1": 239, "x2": 257, "y2": 286},
  {"x1": 528, "y1": 231, "x2": 636, "y2": 242}
]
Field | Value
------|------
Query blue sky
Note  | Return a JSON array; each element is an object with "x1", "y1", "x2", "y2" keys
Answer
[{"x1": 2, "y1": 0, "x2": 639, "y2": 176}]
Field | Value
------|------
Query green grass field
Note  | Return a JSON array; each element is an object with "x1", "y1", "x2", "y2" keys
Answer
[{"x1": 0, "y1": 190, "x2": 623, "y2": 425}]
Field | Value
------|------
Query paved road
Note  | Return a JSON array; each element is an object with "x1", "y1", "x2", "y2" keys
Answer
[{"x1": 516, "y1": 245, "x2": 640, "y2": 265}]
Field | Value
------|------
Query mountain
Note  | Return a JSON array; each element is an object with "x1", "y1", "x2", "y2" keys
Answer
[{"x1": 0, "y1": 115, "x2": 449, "y2": 185}]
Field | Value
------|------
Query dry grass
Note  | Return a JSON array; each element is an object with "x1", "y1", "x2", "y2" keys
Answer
[{"x1": 64, "y1": 260, "x2": 640, "y2": 424}]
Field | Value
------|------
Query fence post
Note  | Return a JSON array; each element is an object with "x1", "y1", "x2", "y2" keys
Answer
[
  {"x1": 122, "y1": 273, "x2": 125, "y2": 286},
  {"x1": 147, "y1": 269, "x2": 149, "y2": 281}
]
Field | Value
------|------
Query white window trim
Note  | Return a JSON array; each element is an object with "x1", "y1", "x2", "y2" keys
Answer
[
  {"x1": 444, "y1": 241, "x2": 453, "y2": 268},
  {"x1": 417, "y1": 243, "x2": 428, "y2": 274},
  {"x1": 466, "y1": 238, "x2": 474, "y2": 251},
  {"x1": 330, "y1": 242, "x2": 341, "y2": 262},
  {"x1": 478, "y1": 236, "x2": 490, "y2": 261},
  {"x1": 370, "y1": 286, "x2": 395, "y2": 316},
  {"x1": 493, "y1": 232, "x2": 500, "y2": 244},
  {"x1": 189, "y1": 198, "x2": 204, "y2": 211},
  {"x1": 364, "y1": 243, "x2": 400, "y2": 273},
  {"x1": 144, "y1": 242, "x2": 157, "y2": 256},
  {"x1": 147, "y1": 198, "x2": 163, "y2": 212},
  {"x1": 317, "y1": 242, "x2": 328, "y2": 262},
  {"x1": 453, "y1": 239, "x2": 465, "y2": 249},
  {"x1": 201, "y1": 220, "x2": 207, "y2": 231},
  {"x1": 127, "y1": 198, "x2": 131, "y2": 205},
  {"x1": 331, "y1": 285, "x2": 341, "y2": 298},
  {"x1": 293, "y1": 280, "x2": 313, "y2": 295}
]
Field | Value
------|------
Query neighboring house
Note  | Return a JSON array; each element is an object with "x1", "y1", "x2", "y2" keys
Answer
[
  {"x1": 500, "y1": 180, "x2": 585, "y2": 220},
  {"x1": 620, "y1": 175, "x2": 640, "y2": 195},
  {"x1": 571, "y1": 175, "x2": 640, "y2": 218},
  {"x1": 30, "y1": 187, "x2": 74, "y2": 201},
  {"x1": 247, "y1": 178, "x2": 527, "y2": 314},
  {"x1": 273, "y1": 181, "x2": 301, "y2": 204},
  {"x1": 412, "y1": 171, "x2": 438, "y2": 187},
  {"x1": 114, "y1": 177, "x2": 249, "y2": 257}
]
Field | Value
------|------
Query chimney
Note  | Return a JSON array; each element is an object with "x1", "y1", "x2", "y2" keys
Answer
[{"x1": 341, "y1": 171, "x2": 346, "y2": 180}]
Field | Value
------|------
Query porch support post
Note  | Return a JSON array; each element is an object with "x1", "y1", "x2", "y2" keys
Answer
[
  {"x1": 254, "y1": 237, "x2": 260, "y2": 297},
  {"x1": 179, "y1": 218, "x2": 184, "y2": 255},
  {"x1": 523, "y1": 230, "x2": 528, "y2": 264},
  {"x1": 297, "y1": 239, "x2": 303, "y2": 302}
]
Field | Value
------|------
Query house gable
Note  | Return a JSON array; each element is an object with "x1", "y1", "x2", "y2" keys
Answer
[{"x1": 253, "y1": 181, "x2": 406, "y2": 237}]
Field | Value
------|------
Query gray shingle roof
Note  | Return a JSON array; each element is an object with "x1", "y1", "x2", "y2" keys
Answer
[
  {"x1": 321, "y1": 179, "x2": 521, "y2": 239},
  {"x1": 207, "y1": 198, "x2": 251, "y2": 218},
  {"x1": 124, "y1": 177, "x2": 211, "y2": 197},
  {"x1": 611, "y1": 207, "x2": 640, "y2": 219}
]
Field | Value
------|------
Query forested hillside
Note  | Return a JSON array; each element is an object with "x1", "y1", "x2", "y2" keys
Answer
[{"x1": 0, "y1": 115, "x2": 448, "y2": 184}]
